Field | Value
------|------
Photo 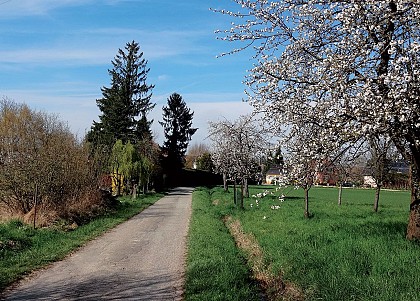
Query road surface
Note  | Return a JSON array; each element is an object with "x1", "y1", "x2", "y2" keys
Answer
[{"x1": 1, "y1": 187, "x2": 193, "y2": 301}]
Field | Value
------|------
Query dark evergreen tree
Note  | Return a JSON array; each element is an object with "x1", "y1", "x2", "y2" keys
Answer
[
  {"x1": 272, "y1": 147, "x2": 284, "y2": 166},
  {"x1": 159, "y1": 93, "x2": 197, "y2": 172},
  {"x1": 87, "y1": 40, "x2": 155, "y2": 147}
]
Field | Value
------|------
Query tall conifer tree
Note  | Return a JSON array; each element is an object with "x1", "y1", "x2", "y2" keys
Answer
[
  {"x1": 159, "y1": 93, "x2": 197, "y2": 171},
  {"x1": 87, "y1": 41, "x2": 155, "y2": 147}
]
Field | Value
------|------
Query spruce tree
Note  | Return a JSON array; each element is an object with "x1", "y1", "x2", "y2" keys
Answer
[
  {"x1": 159, "y1": 93, "x2": 197, "y2": 171},
  {"x1": 87, "y1": 41, "x2": 155, "y2": 147}
]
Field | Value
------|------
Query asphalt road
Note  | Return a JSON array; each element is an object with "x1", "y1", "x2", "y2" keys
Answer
[{"x1": 1, "y1": 187, "x2": 193, "y2": 301}]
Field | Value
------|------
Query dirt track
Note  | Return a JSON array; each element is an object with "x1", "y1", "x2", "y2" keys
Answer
[{"x1": 1, "y1": 187, "x2": 193, "y2": 301}]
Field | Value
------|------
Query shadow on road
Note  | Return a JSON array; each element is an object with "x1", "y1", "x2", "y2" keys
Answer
[
  {"x1": 165, "y1": 187, "x2": 194, "y2": 196},
  {"x1": 2, "y1": 272, "x2": 182, "y2": 301}
]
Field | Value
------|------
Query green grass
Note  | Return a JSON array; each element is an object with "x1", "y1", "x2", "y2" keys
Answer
[
  {"x1": 185, "y1": 187, "x2": 261, "y2": 301},
  {"x1": 233, "y1": 185, "x2": 420, "y2": 301},
  {"x1": 0, "y1": 193, "x2": 162, "y2": 292}
]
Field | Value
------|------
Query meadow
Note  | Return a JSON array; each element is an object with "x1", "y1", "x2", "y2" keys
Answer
[{"x1": 186, "y1": 185, "x2": 420, "y2": 301}]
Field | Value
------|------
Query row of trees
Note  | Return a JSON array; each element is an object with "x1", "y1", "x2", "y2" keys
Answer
[
  {"x1": 207, "y1": 112, "x2": 407, "y2": 215},
  {"x1": 215, "y1": 0, "x2": 420, "y2": 240}
]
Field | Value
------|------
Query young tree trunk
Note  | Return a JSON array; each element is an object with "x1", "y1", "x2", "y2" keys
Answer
[
  {"x1": 114, "y1": 172, "x2": 122, "y2": 196},
  {"x1": 233, "y1": 178, "x2": 237, "y2": 206},
  {"x1": 223, "y1": 172, "x2": 228, "y2": 192},
  {"x1": 338, "y1": 183, "x2": 343, "y2": 206},
  {"x1": 373, "y1": 184, "x2": 381, "y2": 212},
  {"x1": 243, "y1": 178, "x2": 249, "y2": 198},
  {"x1": 33, "y1": 184, "x2": 38, "y2": 229},
  {"x1": 240, "y1": 179, "x2": 245, "y2": 209},
  {"x1": 304, "y1": 187, "x2": 310, "y2": 218},
  {"x1": 407, "y1": 163, "x2": 420, "y2": 240},
  {"x1": 132, "y1": 184, "x2": 137, "y2": 200}
]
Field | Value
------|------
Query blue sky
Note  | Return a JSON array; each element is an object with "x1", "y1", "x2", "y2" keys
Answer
[{"x1": 0, "y1": 0, "x2": 254, "y2": 145}]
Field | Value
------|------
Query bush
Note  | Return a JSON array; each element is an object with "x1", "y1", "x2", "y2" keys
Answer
[{"x1": 0, "y1": 98, "x2": 102, "y2": 225}]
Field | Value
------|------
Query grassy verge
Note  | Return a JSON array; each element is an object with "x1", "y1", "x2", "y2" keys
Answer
[
  {"x1": 0, "y1": 193, "x2": 162, "y2": 292},
  {"x1": 227, "y1": 185, "x2": 419, "y2": 301},
  {"x1": 184, "y1": 187, "x2": 261, "y2": 301}
]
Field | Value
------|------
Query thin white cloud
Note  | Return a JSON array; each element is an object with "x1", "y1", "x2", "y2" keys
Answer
[
  {"x1": 157, "y1": 75, "x2": 169, "y2": 81},
  {"x1": 0, "y1": 0, "x2": 95, "y2": 18},
  {"x1": 2, "y1": 88, "x2": 253, "y2": 145},
  {"x1": 0, "y1": 45, "x2": 178, "y2": 66},
  {"x1": 149, "y1": 95, "x2": 254, "y2": 145},
  {"x1": 0, "y1": 88, "x2": 101, "y2": 136},
  {"x1": 0, "y1": 48, "x2": 111, "y2": 65},
  {"x1": 0, "y1": 27, "x2": 212, "y2": 66}
]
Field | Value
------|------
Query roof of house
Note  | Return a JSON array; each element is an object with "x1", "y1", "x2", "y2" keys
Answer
[{"x1": 266, "y1": 167, "x2": 282, "y2": 175}]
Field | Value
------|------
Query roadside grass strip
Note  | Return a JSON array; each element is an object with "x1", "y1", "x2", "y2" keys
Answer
[
  {"x1": 185, "y1": 187, "x2": 261, "y2": 301},
  {"x1": 0, "y1": 193, "x2": 162, "y2": 293}
]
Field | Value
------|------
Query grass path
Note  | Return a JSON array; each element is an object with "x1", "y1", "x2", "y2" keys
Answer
[{"x1": 184, "y1": 187, "x2": 262, "y2": 301}]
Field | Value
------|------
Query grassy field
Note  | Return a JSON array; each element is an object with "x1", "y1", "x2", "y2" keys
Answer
[
  {"x1": 0, "y1": 193, "x2": 162, "y2": 293},
  {"x1": 187, "y1": 185, "x2": 420, "y2": 301}
]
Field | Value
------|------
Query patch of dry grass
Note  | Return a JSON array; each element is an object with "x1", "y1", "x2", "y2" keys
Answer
[
  {"x1": 1, "y1": 189, "x2": 117, "y2": 229},
  {"x1": 224, "y1": 215, "x2": 304, "y2": 301},
  {"x1": 0, "y1": 203, "x2": 15, "y2": 223}
]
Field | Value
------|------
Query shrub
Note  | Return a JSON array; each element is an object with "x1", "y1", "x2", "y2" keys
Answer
[{"x1": 0, "y1": 98, "x2": 102, "y2": 225}]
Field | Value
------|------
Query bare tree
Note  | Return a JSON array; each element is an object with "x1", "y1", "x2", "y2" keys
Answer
[
  {"x1": 185, "y1": 143, "x2": 210, "y2": 169},
  {"x1": 0, "y1": 98, "x2": 99, "y2": 224},
  {"x1": 366, "y1": 135, "x2": 400, "y2": 212}
]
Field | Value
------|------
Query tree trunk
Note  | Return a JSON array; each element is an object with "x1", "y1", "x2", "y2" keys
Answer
[
  {"x1": 373, "y1": 184, "x2": 381, "y2": 212},
  {"x1": 233, "y1": 179, "x2": 237, "y2": 206},
  {"x1": 132, "y1": 184, "x2": 137, "y2": 200},
  {"x1": 223, "y1": 173, "x2": 228, "y2": 192},
  {"x1": 407, "y1": 163, "x2": 420, "y2": 240},
  {"x1": 304, "y1": 187, "x2": 310, "y2": 218},
  {"x1": 338, "y1": 183, "x2": 343, "y2": 206},
  {"x1": 116, "y1": 172, "x2": 122, "y2": 196},
  {"x1": 116, "y1": 180, "x2": 120, "y2": 196},
  {"x1": 240, "y1": 179, "x2": 245, "y2": 209},
  {"x1": 33, "y1": 184, "x2": 38, "y2": 229},
  {"x1": 243, "y1": 178, "x2": 249, "y2": 198}
]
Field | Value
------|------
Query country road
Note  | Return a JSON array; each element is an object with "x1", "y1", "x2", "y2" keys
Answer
[{"x1": 1, "y1": 187, "x2": 193, "y2": 301}]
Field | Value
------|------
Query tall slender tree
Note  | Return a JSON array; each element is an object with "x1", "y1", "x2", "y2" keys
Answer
[
  {"x1": 87, "y1": 40, "x2": 155, "y2": 147},
  {"x1": 159, "y1": 93, "x2": 197, "y2": 172}
]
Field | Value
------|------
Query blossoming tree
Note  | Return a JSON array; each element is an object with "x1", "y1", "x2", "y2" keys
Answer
[
  {"x1": 215, "y1": 0, "x2": 420, "y2": 239},
  {"x1": 208, "y1": 114, "x2": 269, "y2": 208}
]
